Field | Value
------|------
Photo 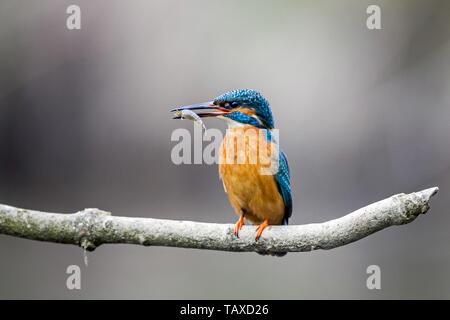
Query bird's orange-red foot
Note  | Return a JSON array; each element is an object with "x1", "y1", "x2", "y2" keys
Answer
[
  {"x1": 233, "y1": 214, "x2": 245, "y2": 237},
  {"x1": 255, "y1": 219, "x2": 269, "y2": 241}
]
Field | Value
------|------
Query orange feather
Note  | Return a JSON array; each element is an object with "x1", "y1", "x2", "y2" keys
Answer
[{"x1": 219, "y1": 126, "x2": 285, "y2": 225}]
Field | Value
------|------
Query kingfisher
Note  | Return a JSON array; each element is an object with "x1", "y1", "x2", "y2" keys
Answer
[{"x1": 172, "y1": 89, "x2": 292, "y2": 253}]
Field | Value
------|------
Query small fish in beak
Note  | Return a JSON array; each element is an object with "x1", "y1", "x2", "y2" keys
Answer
[{"x1": 174, "y1": 109, "x2": 207, "y2": 132}]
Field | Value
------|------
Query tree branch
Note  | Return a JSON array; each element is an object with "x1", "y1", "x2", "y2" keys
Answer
[{"x1": 0, "y1": 187, "x2": 438, "y2": 254}]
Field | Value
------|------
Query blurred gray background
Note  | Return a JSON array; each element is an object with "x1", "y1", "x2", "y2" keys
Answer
[{"x1": 0, "y1": 0, "x2": 449, "y2": 299}]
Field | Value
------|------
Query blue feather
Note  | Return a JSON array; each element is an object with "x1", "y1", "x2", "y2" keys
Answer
[
  {"x1": 214, "y1": 89, "x2": 274, "y2": 129},
  {"x1": 275, "y1": 151, "x2": 292, "y2": 225},
  {"x1": 223, "y1": 112, "x2": 265, "y2": 128}
]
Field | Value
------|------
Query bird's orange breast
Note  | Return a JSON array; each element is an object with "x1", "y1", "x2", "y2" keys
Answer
[{"x1": 218, "y1": 126, "x2": 285, "y2": 225}]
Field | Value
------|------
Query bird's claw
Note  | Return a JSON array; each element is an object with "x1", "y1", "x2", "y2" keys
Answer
[
  {"x1": 233, "y1": 215, "x2": 245, "y2": 238},
  {"x1": 255, "y1": 220, "x2": 269, "y2": 241}
]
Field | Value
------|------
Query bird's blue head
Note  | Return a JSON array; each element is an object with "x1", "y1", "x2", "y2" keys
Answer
[{"x1": 172, "y1": 89, "x2": 274, "y2": 129}]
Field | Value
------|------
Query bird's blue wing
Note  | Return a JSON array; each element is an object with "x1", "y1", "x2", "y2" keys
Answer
[{"x1": 275, "y1": 150, "x2": 292, "y2": 225}]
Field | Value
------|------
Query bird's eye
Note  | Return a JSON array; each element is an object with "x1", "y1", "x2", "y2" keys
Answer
[{"x1": 217, "y1": 101, "x2": 237, "y2": 109}]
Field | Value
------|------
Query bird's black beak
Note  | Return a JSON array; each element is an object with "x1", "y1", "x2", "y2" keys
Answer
[{"x1": 171, "y1": 101, "x2": 230, "y2": 119}]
